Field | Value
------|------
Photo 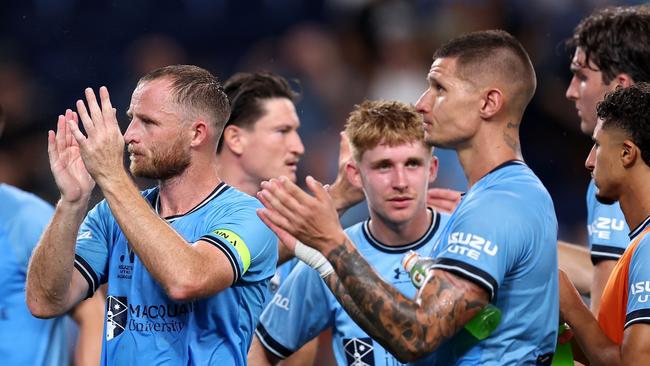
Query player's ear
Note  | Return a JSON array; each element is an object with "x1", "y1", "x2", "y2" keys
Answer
[
  {"x1": 621, "y1": 139, "x2": 638, "y2": 168},
  {"x1": 346, "y1": 160, "x2": 362, "y2": 189},
  {"x1": 428, "y1": 154, "x2": 439, "y2": 184},
  {"x1": 222, "y1": 125, "x2": 246, "y2": 155},
  {"x1": 190, "y1": 119, "x2": 208, "y2": 147},
  {"x1": 479, "y1": 88, "x2": 504, "y2": 119}
]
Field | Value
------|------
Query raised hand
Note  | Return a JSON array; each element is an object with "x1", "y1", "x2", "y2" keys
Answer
[
  {"x1": 68, "y1": 87, "x2": 126, "y2": 185},
  {"x1": 427, "y1": 187, "x2": 462, "y2": 213},
  {"x1": 47, "y1": 109, "x2": 95, "y2": 203},
  {"x1": 327, "y1": 131, "x2": 365, "y2": 215},
  {"x1": 257, "y1": 176, "x2": 347, "y2": 254}
]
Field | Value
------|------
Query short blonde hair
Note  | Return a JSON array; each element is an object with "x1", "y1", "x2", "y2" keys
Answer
[{"x1": 345, "y1": 100, "x2": 429, "y2": 161}]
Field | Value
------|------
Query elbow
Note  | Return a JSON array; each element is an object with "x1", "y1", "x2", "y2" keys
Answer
[
  {"x1": 385, "y1": 333, "x2": 439, "y2": 363},
  {"x1": 26, "y1": 295, "x2": 61, "y2": 319},
  {"x1": 164, "y1": 276, "x2": 210, "y2": 302}
]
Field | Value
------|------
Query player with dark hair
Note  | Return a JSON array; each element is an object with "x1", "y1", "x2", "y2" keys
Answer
[
  {"x1": 257, "y1": 30, "x2": 558, "y2": 364},
  {"x1": 561, "y1": 5, "x2": 650, "y2": 313},
  {"x1": 560, "y1": 83, "x2": 650, "y2": 365}
]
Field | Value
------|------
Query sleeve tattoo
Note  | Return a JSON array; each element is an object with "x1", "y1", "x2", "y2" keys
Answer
[{"x1": 323, "y1": 240, "x2": 489, "y2": 362}]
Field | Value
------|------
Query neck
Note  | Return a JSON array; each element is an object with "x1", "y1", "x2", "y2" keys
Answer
[
  {"x1": 457, "y1": 119, "x2": 523, "y2": 188},
  {"x1": 618, "y1": 169, "x2": 650, "y2": 232},
  {"x1": 368, "y1": 206, "x2": 432, "y2": 246},
  {"x1": 157, "y1": 154, "x2": 221, "y2": 217},
  {"x1": 216, "y1": 152, "x2": 260, "y2": 196}
]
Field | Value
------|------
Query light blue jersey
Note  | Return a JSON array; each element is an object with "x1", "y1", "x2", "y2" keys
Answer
[
  {"x1": 625, "y1": 216, "x2": 650, "y2": 328},
  {"x1": 586, "y1": 179, "x2": 630, "y2": 263},
  {"x1": 257, "y1": 208, "x2": 449, "y2": 365},
  {"x1": 430, "y1": 161, "x2": 558, "y2": 365},
  {"x1": 0, "y1": 184, "x2": 69, "y2": 366},
  {"x1": 74, "y1": 182, "x2": 277, "y2": 365}
]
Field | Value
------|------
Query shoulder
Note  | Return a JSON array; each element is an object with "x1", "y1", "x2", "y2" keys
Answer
[{"x1": 0, "y1": 184, "x2": 53, "y2": 225}]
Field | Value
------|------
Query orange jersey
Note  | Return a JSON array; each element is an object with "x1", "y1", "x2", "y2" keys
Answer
[{"x1": 598, "y1": 217, "x2": 650, "y2": 344}]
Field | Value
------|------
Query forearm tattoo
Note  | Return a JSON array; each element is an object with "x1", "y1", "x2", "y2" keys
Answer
[{"x1": 324, "y1": 241, "x2": 487, "y2": 361}]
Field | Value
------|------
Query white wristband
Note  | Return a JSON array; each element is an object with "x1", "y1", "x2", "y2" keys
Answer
[{"x1": 294, "y1": 240, "x2": 334, "y2": 278}]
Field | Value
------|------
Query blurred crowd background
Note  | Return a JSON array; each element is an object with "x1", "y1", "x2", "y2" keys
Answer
[{"x1": 0, "y1": 0, "x2": 643, "y2": 245}]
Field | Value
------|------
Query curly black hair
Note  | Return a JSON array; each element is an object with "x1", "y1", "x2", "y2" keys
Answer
[
  {"x1": 598, "y1": 83, "x2": 650, "y2": 166},
  {"x1": 566, "y1": 5, "x2": 650, "y2": 84}
]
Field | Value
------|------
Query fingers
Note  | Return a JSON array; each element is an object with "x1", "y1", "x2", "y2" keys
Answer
[
  {"x1": 55, "y1": 114, "x2": 67, "y2": 157},
  {"x1": 99, "y1": 86, "x2": 118, "y2": 128},
  {"x1": 84, "y1": 87, "x2": 105, "y2": 130},
  {"x1": 67, "y1": 119, "x2": 88, "y2": 148},
  {"x1": 305, "y1": 175, "x2": 330, "y2": 202},
  {"x1": 258, "y1": 180, "x2": 298, "y2": 222},
  {"x1": 338, "y1": 131, "x2": 352, "y2": 166},
  {"x1": 76, "y1": 98, "x2": 96, "y2": 138},
  {"x1": 47, "y1": 130, "x2": 58, "y2": 165}
]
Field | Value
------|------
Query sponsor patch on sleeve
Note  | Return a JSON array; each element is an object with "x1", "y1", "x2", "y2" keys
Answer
[{"x1": 213, "y1": 229, "x2": 251, "y2": 272}]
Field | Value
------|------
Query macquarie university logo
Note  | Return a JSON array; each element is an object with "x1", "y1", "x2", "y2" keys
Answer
[
  {"x1": 343, "y1": 337, "x2": 375, "y2": 366},
  {"x1": 106, "y1": 296, "x2": 128, "y2": 341}
]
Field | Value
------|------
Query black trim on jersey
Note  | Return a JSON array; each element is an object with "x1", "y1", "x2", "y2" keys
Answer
[
  {"x1": 154, "y1": 182, "x2": 230, "y2": 223},
  {"x1": 362, "y1": 208, "x2": 440, "y2": 254},
  {"x1": 255, "y1": 325, "x2": 293, "y2": 359},
  {"x1": 625, "y1": 309, "x2": 650, "y2": 329},
  {"x1": 74, "y1": 254, "x2": 99, "y2": 299},
  {"x1": 485, "y1": 159, "x2": 526, "y2": 176},
  {"x1": 629, "y1": 215, "x2": 650, "y2": 240},
  {"x1": 200, "y1": 235, "x2": 241, "y2": 285},
  {"x1": 431, "y1": 258, "x2": 498, "y2": 301},
  {"x1": 590, "y1": 245, "x2": 625, "y2": 265}
]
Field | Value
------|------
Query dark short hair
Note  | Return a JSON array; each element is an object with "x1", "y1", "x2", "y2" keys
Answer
[
  {"x1": 598, "y1": 82, "x2": 650, "y2": 166},
  {"x1": 138, "y1": 64, "x2": 231, "y2": 134},
  {"x1": 433, "y1": 29, "x2": 536, "y2": 113},
  {"x1": 566, "y1": 5, "x2": 650, "y2": 84},
  {"x1": 218, "y1": 72, "x2": 300, "y2": 152}
]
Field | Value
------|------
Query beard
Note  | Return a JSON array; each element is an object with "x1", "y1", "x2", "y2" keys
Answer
[
  {"x1": 129, "y1": 135, "x2": 191, "y2": 180},
  {"x1": 595, "y1": 193, "x2": 618, "y2": 205}
]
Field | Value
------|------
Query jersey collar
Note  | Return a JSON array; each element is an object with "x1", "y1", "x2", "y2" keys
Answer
[
  {"x1": 362, "y1": 207, "x2": 440, "y2": 253},
  {"x1": 629, "y1": 214, "x2": 650, "y2": 241},
  {"x1": 151, "y1": 182, "x2": 230, "y2": 223}
]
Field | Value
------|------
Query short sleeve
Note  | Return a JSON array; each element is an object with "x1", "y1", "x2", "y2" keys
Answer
[
  {"x1": 625, "y1": 237, "x2": 650, "y2": 328},
  {"x1": 587, "y1": 182, "x2": 629, "y2": 263},
  {"x1": 255, "y1": 262, "x2": 333, "y2": 359},
  {"x1": 10, "y1": 201, "x2": 54, "y2": 269},
  {"x1": 200, "y1": 202, "x2": 277, "y2": 284},
  {"x1": 74, "y1": 201, "x2": 110, "y2": 299},
  {"x1": 432, "y1": 193, "x2": 522, "y2": 300}
]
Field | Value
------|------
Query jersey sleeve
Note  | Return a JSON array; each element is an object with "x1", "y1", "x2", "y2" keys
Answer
[
  {"x1": 74, "y1": 201, "x2": 111, "y2": 299},
  {"x1": 625, "y1": 237, "x2": 650, "y2": 329},
  {"x1": 199, "y1": 201, "x2": 277, "y2": 284},
  {"x1": 431, "y1": 192, "x2": 524, "y2": 301},
  {"x1": 587, "y1": 182, "x2": 629, "y2": 263},
  {"x1": 255, "y1": 262, "x2": 333, "y2": 359},
  {"x1": 11, "y1": 200, "x2": 54, "y2": 269}
]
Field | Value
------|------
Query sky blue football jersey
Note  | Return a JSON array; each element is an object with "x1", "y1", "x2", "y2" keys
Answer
[
  {"x1": 430, "y1": 161, "x2": 559, "y2": 365},
  {"x1": 586, "y1": 179, "x2": 630, "y2": 263},
  {"x1": 257, "y1": 208, "x2": 449, "y2": 365},
  {"x1": 0, "y1": 184, "x2": 70, "y2": 366},
  {"x1": 74, "y1": 182, "x2": 277, "y2": 365}
]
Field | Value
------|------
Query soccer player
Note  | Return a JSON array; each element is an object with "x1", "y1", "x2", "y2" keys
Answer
[
  {"x1": 560, "y1": 83, "x2": 650, "y2": 365},
  {"x1": 25, "y1": 65, "x2": 277, "y2": 365},
  {"x1": 0, "y1": 105, "x2": 104, "y2": 365},
  {"x1": 257, "y1": 30, "x2": 558, "y2": 364},
  {"x1": 217, "y1": 71, "x2": 335, "y2": 366},
  {"x1": 561, "y1": 5, "x2": 650, "y2": 312},
  {"x1": 254, "y1": 100, "x2": 449, "y2": 365}
]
